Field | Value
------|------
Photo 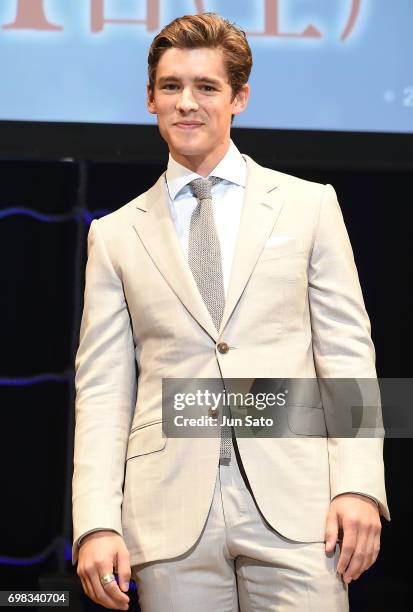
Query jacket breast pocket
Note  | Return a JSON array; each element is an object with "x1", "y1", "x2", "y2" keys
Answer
[
  {"x1": 126, "y1": 420, "x2": 167, "y2": 460},
  {"x1": 260, "y1": 234, "x2": 305, "y2": 261},
  {"x1": 258, "y1": 247, "x2": 307, "y2": 283},
  {"x1": 260, "y1": 246, "x2": 302, "y2": 262}
]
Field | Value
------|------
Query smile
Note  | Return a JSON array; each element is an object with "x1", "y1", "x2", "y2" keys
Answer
[{"x1": 175, "y1": 123, "x2": 203, "y2": 129}]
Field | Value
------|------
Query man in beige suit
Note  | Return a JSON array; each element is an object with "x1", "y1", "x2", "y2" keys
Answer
[{"x1": 72, "y1": 12, "x2": 389, "y2": 611}]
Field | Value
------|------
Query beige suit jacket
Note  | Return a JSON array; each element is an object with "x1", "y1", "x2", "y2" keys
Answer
[{"x1": 72, "y1": 153, "x2": 390, "y2": 566}]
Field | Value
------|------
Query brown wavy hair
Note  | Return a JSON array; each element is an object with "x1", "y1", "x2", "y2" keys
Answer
[{"x1": 147, "y1": 12, "x2": 253, "y2": 100}]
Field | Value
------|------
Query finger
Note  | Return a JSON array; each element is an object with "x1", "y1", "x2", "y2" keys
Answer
[
  {"x1": 354, "y1": 526, "x2": 381, "y2": 579},
  {"x1": 81, "y1": 572, "x2": 99, "y2": 605},
  {"x1": 336, "y1": 523, "x2": 358, "y2": 576},
  {"x1": 325, "y1": 511, "x2": 339, "y2": 553},
  {"x1": 92, "y1": 567, "x2": 129, "y2": 609},
  {"x1": 360, "y1": 529, "x2": 376, "y2": 575},
  {"x1": 77, "y1": 564, "x2": 99, "y2": 605},
  {"x1": 101, "y1": 578, "x2": 130, "y2": 609},
  {"x1": 343, "y1": 525, "x2": 370, "y2": 583},
  {"x1": 116, "y1": 551, "x2": 131, "y2": 593},
  {"x1": 371, "y1": 530, "x2": 381, "y2": 565}
]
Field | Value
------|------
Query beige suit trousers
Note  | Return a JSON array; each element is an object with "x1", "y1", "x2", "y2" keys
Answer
[{"x1": 131, "y1": 440, "x2": 349, "y2": 612}]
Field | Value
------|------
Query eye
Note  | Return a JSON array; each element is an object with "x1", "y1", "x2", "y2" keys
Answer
[
  {"x1": 200, "y1": 85, "x2": 215, "y2": 92},
  {"x1": 163, "y1": 84, "x2": 178, "y2": 90}
]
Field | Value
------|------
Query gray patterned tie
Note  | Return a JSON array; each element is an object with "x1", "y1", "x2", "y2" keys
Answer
[{"x1": 188, "y1": 176, "x2": 232, "y2": 460}]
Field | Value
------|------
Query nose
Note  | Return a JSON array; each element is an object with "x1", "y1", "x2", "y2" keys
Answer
[{"x1": 176, "y1": 87, "x2": 199, "y2": 113}]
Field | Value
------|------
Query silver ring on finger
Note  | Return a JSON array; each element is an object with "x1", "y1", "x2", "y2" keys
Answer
[{"x1": 100, "y1": 573, "x2": 116, "y2": 587}]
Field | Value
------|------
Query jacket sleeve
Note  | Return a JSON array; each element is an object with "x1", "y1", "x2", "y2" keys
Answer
[
  {"x1": 71, "y1": 219, "x2": 137, "y2": 565},
  {"x1": 308, "y1": 184, "x2": 390, "y2": 521}
]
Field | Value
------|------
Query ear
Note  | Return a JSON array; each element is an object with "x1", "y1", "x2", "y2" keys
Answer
[
  {"x1": 231, "y1": 83, "x2": 250, "y2": 117},
  {"x1": 147, "y1": 84, "x2": 157, "y2": 114}
]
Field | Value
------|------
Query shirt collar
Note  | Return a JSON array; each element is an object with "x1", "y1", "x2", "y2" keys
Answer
[{"x1": 165, "y1": 139, "x2": 246, "y2": 201}]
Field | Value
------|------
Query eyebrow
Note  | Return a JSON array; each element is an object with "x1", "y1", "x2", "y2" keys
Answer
[{"x1": 157, "y1": 76, "x2": 222, "y2": 87}]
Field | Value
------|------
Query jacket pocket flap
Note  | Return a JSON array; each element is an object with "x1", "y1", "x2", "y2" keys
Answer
[
  {"x1": 287, "y1": 405, "x2": 327, "y2": 437},
  {"x1": 126, "y1": 421, "x2": 167, "y2": 459}
]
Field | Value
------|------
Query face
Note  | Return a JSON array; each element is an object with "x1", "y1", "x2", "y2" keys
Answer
[{"x1": 147, "y1": 47, "x2": 249, "y2": 174}]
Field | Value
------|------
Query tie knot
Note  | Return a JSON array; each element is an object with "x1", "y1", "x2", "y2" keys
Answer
[{"x1": 189, "y1": 176, "x2": 222, "y2": 201}]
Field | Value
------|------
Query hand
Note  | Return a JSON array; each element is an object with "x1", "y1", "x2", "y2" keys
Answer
[
  {"x1": 325, "y1": 493, "x2": 381, "y2": 585},
  {"x1": 77, "y1": 530, "x2": 131, "y2": 610}
]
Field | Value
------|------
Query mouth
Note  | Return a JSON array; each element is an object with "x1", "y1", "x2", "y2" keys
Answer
[{"x1": 174, "y1": 122, "x2": 204, "y2": 130}]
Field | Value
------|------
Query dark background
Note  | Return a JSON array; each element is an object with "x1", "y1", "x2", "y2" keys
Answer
[{"x1": 0, "y1": 123, "x2": 412, "y2": 611}]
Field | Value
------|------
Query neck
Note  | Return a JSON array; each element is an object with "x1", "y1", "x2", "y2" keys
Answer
[{"x1": 170, "y1": 139, "x2": 231, "y2": 177}]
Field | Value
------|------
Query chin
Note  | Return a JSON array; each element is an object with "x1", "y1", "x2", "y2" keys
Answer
[{"x1": 171, "y1": 140, "x2": 205, "y2": 157}]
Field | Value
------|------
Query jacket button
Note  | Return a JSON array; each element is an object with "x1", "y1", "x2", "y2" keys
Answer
[
  {"x1": 208, "y1": 406, "x2": 219, "y2": 418},
  {"x1": 217, "y1": 342, "x2": 229, "y2": 354}
]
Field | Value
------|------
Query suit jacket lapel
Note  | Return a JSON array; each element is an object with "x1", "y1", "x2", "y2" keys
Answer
[
  {"x1": 219, "y1": 155, "x2": 284, "y2": 334},
  {"x1": 132, "y1": 173, "x2": 219, "y2": 341}
]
